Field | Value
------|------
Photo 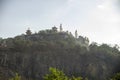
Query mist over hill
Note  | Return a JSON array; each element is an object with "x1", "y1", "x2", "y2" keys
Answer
[{"x1": 0, "y1": 26, "x2": 120, "y2": 80}]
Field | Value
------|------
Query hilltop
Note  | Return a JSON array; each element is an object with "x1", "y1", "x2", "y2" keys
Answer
[
  {"x1": 0, "y1": 24, "x2": 89, "y2": 50},
  {"x1": 0, "y1": 25, "x2": 120, "y2": 80}
]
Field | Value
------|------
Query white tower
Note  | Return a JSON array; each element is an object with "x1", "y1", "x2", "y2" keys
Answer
[{"x1": 60, "y1": 24, "x2": 63, "y2": 32}]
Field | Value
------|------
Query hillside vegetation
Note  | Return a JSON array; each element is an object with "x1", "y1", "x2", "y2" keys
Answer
[{"x1": 0, "y1": 27, "x2": 120, "y2": 80}]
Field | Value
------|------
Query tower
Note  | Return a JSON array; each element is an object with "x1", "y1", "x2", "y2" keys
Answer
[
  {"x1": 75, "y1": 30, "x2": 78, "y2": 38},
  {"x1": 26, "y1": 28, "x2": 32, "y2": 35},
  {"x1": 60, "y1": 24, "x2": 63, "y2": 32}
]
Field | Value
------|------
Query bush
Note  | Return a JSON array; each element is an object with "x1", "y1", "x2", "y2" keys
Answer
[
  {"x1": 44, "y1": 67, "x2": 84, "y2": 80},
  {"x1": 111, "y1": 72, "x2": 120, "y2": 80},
  {"x1": 9, "y1": 73, "x2": 21, "y2": 80}
]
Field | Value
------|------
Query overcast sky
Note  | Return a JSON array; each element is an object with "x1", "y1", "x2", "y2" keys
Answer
[{"x1": 0, "y1": 0, "x2": 120, "y2": 44}]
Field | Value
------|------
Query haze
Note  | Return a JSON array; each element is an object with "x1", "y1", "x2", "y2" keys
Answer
[{"x1": 0, "y1": 0, "x2": 120, "y2": 44}]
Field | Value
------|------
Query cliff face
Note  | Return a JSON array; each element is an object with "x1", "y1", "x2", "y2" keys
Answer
[{"x1": 0, "y1": 28, "x2": 120, "y2": 80}]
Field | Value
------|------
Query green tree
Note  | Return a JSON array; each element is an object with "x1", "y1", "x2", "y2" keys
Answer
[
  {"x1": 111, "y1": 72, "x2": 120, "y2": 80},
  {"x1": 70, "y1": 76, "x2": 83, "y2": 80},
  {"x1": 44, "y1": 67, "x2": 84, "y2": 80},
  {"x1": 9, "y1": 73, "x2": 21, "y2": 80},
  {"x1": 44, "y1": 67, "x2": 68, "y2": 80}
]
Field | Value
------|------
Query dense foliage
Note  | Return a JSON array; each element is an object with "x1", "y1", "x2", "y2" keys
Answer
[
  {"x1": 111, "y1": 72, "x2": 120, "y2": 80},
  {"x1": 0, "y1": 28, "x2": 120, "y2": 80},
  {"x1": 9, "y1": 73, "x2": 21, "y2": 80},
  {"x1": 44, "y1": 67, "x2": 84, "y2": 80}
]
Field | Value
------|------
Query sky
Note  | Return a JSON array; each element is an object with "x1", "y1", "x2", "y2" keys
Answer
[{"x1": 0, "y1": 0, "x2": 120, "y2": 45}]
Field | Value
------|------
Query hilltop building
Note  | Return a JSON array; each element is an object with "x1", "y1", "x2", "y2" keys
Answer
[
  {"x1": 60, "y1": 24, "x2": 63, "y2": 32},
  {"x1": 52, "y1": 26, "x2": 57, "y2": 32},
  {"x1": 26, "y1": 28, "x2": 32, "y2": 35},
  {"x1": 24, "y1": 25, "x2": 89, "y2": 48}
]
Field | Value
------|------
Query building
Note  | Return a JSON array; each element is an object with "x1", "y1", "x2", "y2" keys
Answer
[
  {"x1": 52, "y1": 26, "x2": 58, "y2": 32},
  {"x1": 60, "y1": 24, "x2": 63, "y2": 32},
  {"x1": 26, "y1": 28, "x2": 32, "y2": 35}
]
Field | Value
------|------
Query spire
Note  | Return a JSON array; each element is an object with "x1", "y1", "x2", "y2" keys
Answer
[
  {"x1": 60, "y1": 24, "x2": 63, "y2": 32},
  {"x1": 28, "y1": 27, "x2": 30, "y2": 30},
  {"x1": 75, "y1": 30, "x2": 78, "y2": 38}
]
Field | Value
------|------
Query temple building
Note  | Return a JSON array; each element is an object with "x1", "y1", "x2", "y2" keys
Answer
[
  {"x1": 26, "y1": 28, "x2": 32, "y2": 35},
  {"x1": 52, "y1": 26, "x2": 57, "y2": 32}
]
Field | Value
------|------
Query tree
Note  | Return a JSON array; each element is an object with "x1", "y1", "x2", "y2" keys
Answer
[
  {"x1": 9, "y1": 73, "x2": 21, "y2": 80},
  {"x1": 44, "y1": 67, "x2": 68, "y2": 80},
  {"x1": 111, "y1": 73, "x2": 120, "y2": 80},
  {"x1": 44, "y1": 67, "x2": 84, "y2": 80}
]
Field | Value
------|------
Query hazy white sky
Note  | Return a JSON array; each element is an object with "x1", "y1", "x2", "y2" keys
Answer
[{"x1": 0, "y1": 0, "x2": 120, "y2": 44}]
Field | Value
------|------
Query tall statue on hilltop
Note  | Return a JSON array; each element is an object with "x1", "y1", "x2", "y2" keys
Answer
[
  {"x1": 60, "y1": 24, "x2": 63, "y2": 32},
  {"x1": 75, "y1": 30, "x2": 78, "y2": 38},
  {"x1": 26, "y1": 28, "x2": 32, "y2": 35}
]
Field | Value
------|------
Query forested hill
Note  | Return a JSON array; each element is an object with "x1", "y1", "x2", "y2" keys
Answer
[{"x1": 0, "y1": 27, "x2": 120, "y2": 80}]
